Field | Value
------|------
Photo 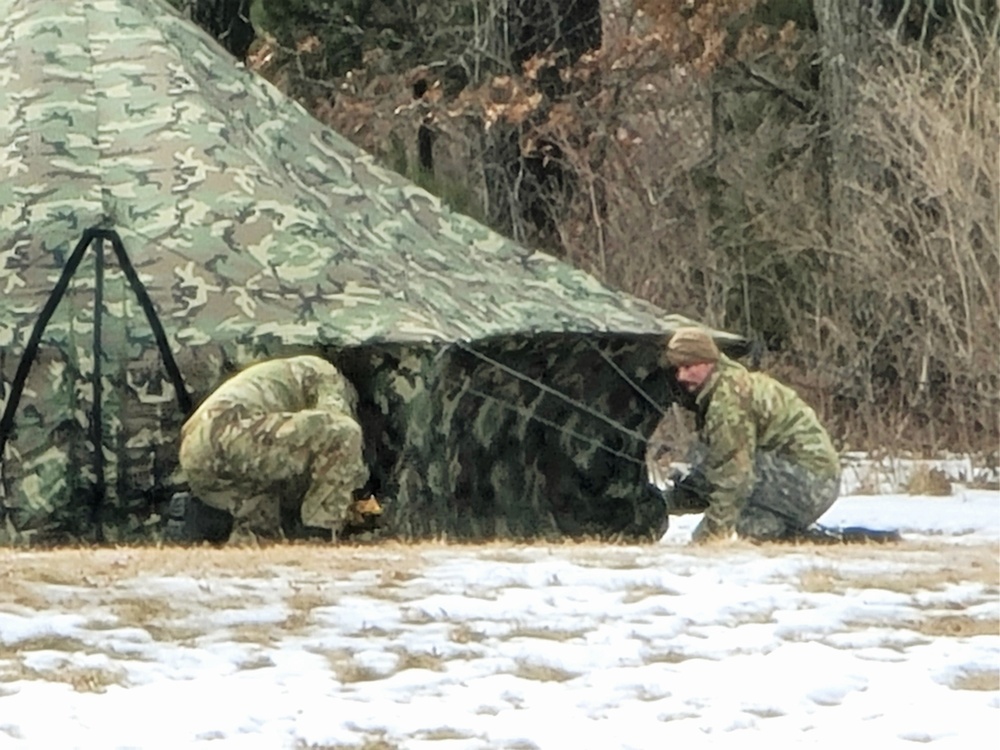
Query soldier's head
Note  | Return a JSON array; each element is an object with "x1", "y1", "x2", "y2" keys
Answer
[{"x1": 664, "y1": 327, "x2": 719, "y2": 393}]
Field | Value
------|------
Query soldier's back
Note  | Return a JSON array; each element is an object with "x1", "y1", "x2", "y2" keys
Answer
[{"x1": 197, "y1": 355, "x2": 335, "y2": 416}]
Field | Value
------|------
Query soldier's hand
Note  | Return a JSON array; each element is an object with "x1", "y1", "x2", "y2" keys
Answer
[{"x1": 347, "y1": 495, "x2": 383, "y2": 526}]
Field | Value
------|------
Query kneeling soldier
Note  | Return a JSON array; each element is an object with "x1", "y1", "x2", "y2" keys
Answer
[
  {"x1": 662, "y1": 328, "x2": 841, "y2": 543},
  {"x1": 178, "y1": 355, "x2": 378, "y2": 544}
]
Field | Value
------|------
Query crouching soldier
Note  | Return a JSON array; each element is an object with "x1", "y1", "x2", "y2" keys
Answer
[
  {"x1": 661, "y1": 327, "x2": 841, "y2": 543},
  {"x1": 178, "y1": 355, "x2": 379, "y2": 544}
]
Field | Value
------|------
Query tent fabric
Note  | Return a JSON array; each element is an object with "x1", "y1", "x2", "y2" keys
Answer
[
  {"x1": 0, "y1": 0, "x2": 679, "y2": 347},
  {"x1": 0, "y1": 0, "x2": 745, "y2": 544},
  {"x1": 353, "y1": 336, "x2": 685, "y2": 542}
]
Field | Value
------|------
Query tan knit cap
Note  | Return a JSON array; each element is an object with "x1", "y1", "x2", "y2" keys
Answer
[{"x1": 664, "y1": 327, "x2": 721, "y2": 367}]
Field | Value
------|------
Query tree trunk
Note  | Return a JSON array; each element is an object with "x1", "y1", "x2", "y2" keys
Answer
[
  {"x1": 174, "y1": 0, "x2": 256, "y2": 59},
  {"x1": 813, "y1": 0, "x2": 871, "y2": 240}
]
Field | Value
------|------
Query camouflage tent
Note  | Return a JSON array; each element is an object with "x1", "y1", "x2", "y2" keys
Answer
[{"x1": 0, "y1": 0, "x2": 745, "y2": 544}]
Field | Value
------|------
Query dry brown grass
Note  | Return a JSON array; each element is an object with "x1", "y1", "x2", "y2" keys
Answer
[
  {"x1": 14, "y1": 536, "x2": 987, "y2": 588},
  {"x1": 797, "y1": 567, "x2": 842, "y2": 594},
  {"x1": 620, "y1": 583, "x2": 680, "y2": 603},
  {"x1": 449, "y1": 623, "x2": 488, "y2": 644},
  {"x1": 0, "y1": 542, "x2": 433, "y2": 588},
  {"x1": 1, "y1": 540, "x2": 995, "y2": 662},
  {"x1": 848, "y1": 474, "x2": 885, "y2": 496},
  {"x1": 101, "y1": 594, "x2": 208, "y2": 644},
  {"x1": 949, "y1": 669, "x2": 1000, "y2": 691},
  {"x1": 504, "y1": 625, "x2": 587, "y2": 642},
  {"x1": 414, "y1": 728, "x2": 475, "y2": 741},
  {"x1": 324, "y1": 653, "x2": 384, "y2": 684},
  {"x1": 357, "y1": 585, "x2": 413, "y2": 604},
  {"x1": 905, "y1": 466, "x2": 954, "y2": 496},
  {"x1": 840, "y1": 613, "x2": 998, "y2": 644},
  {"x1": 281, "y1": 591, "x2": 334, "y2": 632},
  {"x1": 109, "y1": 596, "x2": 182, "y2": 626},
  {"x1": 229, "y1": 623, "x2": 281, "y2": 646},
  {"x1": 643, "y1": 650, "x2": 694, "y2": 664},
  {"x1": 476, "y1": 549, "x2": 539, "y2": 565},
  {"x1": 795, "y1": 543, "x2": 998, "y2": 595},
  {"x1": 392, "y1": 648, "x2": 445, "y2": 672},
  {"x1": 0, "y1": 660, "x2": 127, "y2": 692},
  {"x1": 967, "y1": 476, "x2": 1000, "y2": 491},
  {"x1": 143, "y1": 623, "x2": 208, "y2": 644},
  {"x1": 571, "y1": 553, "x2": 645, "y2": 570},
  {"x1": 510, "y1": 660, "x2": 579, "y2": 682},
  {"x1": 0, "y1": 581, "x2": 90, "y2": 612},
  {"x1": 378, "y1": 569, "x2": 421, "y2": 585},
  {"x1": 297, "y1": 737, "x2": 400, "y2": 750},
  {"x1": 0, "y1": 635, "x2": 97, "y2": 659},
  {"x1": 908, "y1": 616, "x2": 999, "y2": 638},
  {"x1": 349, "y1": 624, "x2": 401, "y2": 639}
]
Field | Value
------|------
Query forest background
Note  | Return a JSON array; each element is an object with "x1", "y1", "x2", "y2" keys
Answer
[{"x1": 168, "y1": 0, "x2": 998, "y2": 460}]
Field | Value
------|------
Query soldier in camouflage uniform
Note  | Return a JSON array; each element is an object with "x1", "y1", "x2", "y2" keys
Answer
[
  {"x1": 178, "y1": 355, "x2": 371, "y2": 543},
  {"x1": 662, "y1": 328, "x2": 841, "y2": 543}
]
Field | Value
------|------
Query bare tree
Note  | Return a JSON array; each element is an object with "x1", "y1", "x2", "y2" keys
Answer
[{"x1": 169, "y1": 0, "x2": 256, "y2": 58}]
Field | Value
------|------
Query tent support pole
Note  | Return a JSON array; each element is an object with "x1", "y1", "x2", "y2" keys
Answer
[
  {"x1": 0, "y1": 229, "x2": 98, "y2": 459},
  {"x1": 107, "y1": 232, "x2": 192, "y2": 415},
  {"x1": 0, "y1": 227, "x2": 194, "y2": 540},
  {"x1": 91, "y1": 238, "x2": 106, "y2": 541}
]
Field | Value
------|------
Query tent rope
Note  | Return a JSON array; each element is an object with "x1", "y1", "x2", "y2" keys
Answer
[
  {"x1": 586, "y1": 340, "x2": 667, "y2": 417},
  {"x1": 455, "y1": 341, "x2": 648, "y2": 444},
  {"x1": 464, "y1": 387, "x2": 647, "y2": 466}
]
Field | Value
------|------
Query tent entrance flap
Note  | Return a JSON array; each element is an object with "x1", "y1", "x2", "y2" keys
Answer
[{"x1": 0, "y1": 227, "x2": 193, "y2": 537}]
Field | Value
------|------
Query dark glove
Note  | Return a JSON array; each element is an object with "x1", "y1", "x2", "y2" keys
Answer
[{"x1": 663, "y1": 471, "x2": 711, "y2": 515}]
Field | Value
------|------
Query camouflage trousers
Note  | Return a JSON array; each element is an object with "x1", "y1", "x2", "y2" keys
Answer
[
  {"x1": 178, "y1": 407, "x2": 368, "y2": 542},
  {"x1": 667, "y1": 450, "x2": 840, "y2": 540}
]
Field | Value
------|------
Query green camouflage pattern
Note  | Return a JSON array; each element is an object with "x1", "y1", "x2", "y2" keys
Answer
[
  {"x1": 664, "y1": 452, "x2": 840, "y2": 541},
  {"x1": 335, "y1": 335, "x2": 690, "y2": 542},
  {"x1": 179, "y1": 355, "x2": 367, "y2": 542},
  {"x1": 0, "y1": 0, "x2": 744, "y2": 544},
  {"x1": 684, "y1": 355, "x2": 840, "y2": 540}
]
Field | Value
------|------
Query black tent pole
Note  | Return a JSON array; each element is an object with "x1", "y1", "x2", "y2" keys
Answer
[
  {"x1": 0, "y1": 229, "x2": 97, "y2": 459},
  {"x1": 0, "y1": 227, "x2": 194, "y2": 541},
  {"x1": 91, "y1": 237, "x2": 105, "y2": 541},
  {"x1": 107, "y1": 232, "x2": 193, "y2": 415}
]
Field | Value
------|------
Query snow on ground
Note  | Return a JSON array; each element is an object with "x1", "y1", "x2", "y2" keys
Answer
[{"x1": 1, "y1": 489, "x2": 998, "y2": 750}]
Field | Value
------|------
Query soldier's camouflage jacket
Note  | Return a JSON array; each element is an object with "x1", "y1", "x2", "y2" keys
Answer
[
  {"x1": 692, "y1": 355, "x2": 840, "y2": 537},
  {"x1": 179, "y1": 355, "x2": 367, "y2": 535},
  {"x1": 183, "y1": 356, "x2": 359, "y2": 429}
]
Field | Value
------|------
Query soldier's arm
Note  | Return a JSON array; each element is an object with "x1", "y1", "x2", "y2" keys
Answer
[
  {"x1": 311, "y1": 365, "x2": 358, "y2": 417},
  {"x1": 692, "y1": 396, "x2": 756, "y2": 541}
]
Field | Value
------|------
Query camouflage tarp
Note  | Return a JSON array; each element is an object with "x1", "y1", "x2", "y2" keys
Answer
[{"x1": 0, "y1": 0, "x2": 745, "y2": 544}]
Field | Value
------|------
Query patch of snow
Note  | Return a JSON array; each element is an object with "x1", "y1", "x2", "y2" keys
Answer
[{"x1": 0, "y1": 488, "x2": 997, "y2": 749}]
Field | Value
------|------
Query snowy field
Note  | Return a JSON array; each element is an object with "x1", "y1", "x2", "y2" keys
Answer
[{"x1": 0, "y1": 483, "x2": 998, "y2": 749}]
